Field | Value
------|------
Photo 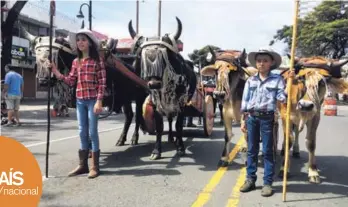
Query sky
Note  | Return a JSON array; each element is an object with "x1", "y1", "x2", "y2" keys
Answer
[{"x1": 20, "y1": 0, "x2": 308, "y2": 59}]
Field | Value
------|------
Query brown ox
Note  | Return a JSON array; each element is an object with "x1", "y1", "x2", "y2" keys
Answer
[
  {"x1": 200, "y1": 48, "x2": 257, "y2": 166},
  {"x1": 278, "y1": 56, "x2": 348, "y2": 183}
]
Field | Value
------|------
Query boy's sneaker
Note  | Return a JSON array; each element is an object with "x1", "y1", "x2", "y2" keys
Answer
[
  {"x1": 261, "y1": 185, "x2": 273, "y2": 197},
  {"x1": 240, "y1": 180, "x2": 256, "y2": 192}
]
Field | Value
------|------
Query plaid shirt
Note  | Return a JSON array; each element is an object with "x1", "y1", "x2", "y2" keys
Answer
[
  {"x1": 59, "y1": 58, "x2": 106, "y2": 100},
  {"x1": 241, "y1": 73, "x2": 287, "y2": 113}
]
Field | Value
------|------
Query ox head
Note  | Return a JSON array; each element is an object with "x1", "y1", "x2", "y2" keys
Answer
[
  {"x1": 99, "y1": 38, "x2": 118, "y2": 60},
  {"x1": 282, "y1": 56, "x2": 348, "y2": 123},
  {"x1": 200, "y1": 47, "x2": 248, "y2": 102},
  {"x1": 128, "y1": 17, "x2": 183, "y2": 90},
  {"x1": 18, "y1": 23, "x2": 73, "y2": 86}
]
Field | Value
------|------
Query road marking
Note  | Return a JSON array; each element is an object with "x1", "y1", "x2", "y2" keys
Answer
[
  {"x1": 191, "y1": 137, "x2": 245, "y2": 207},
  {"x1": 25, "y1": 125, "x2": 130, "y2": 148},
  {"x1": 225, "y1": 167, "x2": 246, "y2": 207}
]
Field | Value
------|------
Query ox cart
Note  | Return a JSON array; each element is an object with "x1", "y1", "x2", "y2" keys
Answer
[{"x1": 143, "y1": 69, "x2": 216, "y2": 137}]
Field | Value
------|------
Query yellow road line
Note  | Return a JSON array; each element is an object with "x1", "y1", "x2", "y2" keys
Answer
[
  {"x1": 225, "y1": 167, "x2": 246, "y2": 207},
  {"x1": 191, "y1": 137, "x2": 245, "y2": 207}
]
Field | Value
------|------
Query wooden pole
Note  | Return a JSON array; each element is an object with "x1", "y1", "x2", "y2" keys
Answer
[{"x1": 282, "y1": 0, "x2": 300, "y2": 202}]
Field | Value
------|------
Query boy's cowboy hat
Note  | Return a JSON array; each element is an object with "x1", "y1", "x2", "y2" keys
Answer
[
  {"x1": 248, "y1": 48, "x2": 282, "y2": 70},
  {"x1": 68, "y1": 28, "x2": 99, "y2": 52}
]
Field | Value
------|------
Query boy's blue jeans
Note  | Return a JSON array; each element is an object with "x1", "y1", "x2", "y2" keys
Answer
[
  {"x1": 76, "y1": 99, "x2": 99, "y2": 152},
  {"x1": 246, "y1": 114, "x2": 275, "y2": 185}
]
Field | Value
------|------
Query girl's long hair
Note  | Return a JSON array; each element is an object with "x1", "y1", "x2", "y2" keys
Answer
[{"x1": 76, "y1": 34, "x2": 100, "y2": 63}]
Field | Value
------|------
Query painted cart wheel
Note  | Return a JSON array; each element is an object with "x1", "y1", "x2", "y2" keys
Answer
[{"x1": 203, "y1": 95, "x2": 215, "y2": 136}]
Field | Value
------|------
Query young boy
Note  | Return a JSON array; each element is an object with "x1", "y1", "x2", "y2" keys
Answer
[{"x1": 239, "y1": 48, "x2": 294, "y2": 197}]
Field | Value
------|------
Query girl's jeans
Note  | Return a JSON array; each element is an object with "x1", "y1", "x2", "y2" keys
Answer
[
  {"x1": 246, "y1": 114, "x2": 275, "y2": 186},
  {"x1": 76, "y1": 99, "x2": 99, "y2": 152}
]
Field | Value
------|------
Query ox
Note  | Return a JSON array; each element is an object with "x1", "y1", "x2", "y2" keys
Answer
[
  {"x1": 128, "y1": 17, "x2": 197, "y2": 160},
  {"x1": 19, "y1": 24, "x2": 148, "y2": 147},
  {"x1": 278, "y1": 56, "x2": 348, "y2": 183},
  {"x1": 200, "y1": 48, "x2": 257, "y2": 166}
]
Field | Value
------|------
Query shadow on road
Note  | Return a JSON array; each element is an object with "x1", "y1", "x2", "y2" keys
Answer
[
  {"x1": 99, "y1": 125, "x2": 243, "y2": 177},
  {"x1": 273, "y1": 150, "x2": 348, "y2": 202}
]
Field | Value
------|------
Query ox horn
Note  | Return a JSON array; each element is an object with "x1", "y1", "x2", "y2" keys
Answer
[
  {"x1": 208, "y1": 46, "x2": 216, "y2": 62},
  {"x1": 331, "y1": 59, "x2": 348, "y2": 68},
  {"x1": 239, "y1": 48, "x2": 247, "y2": 59},
  {"x1": 128, "y1": 20, "x2": 137, "y2": 39},
  {"x1": 173, "y1": 16, "x2": 182, "y2": 40},
  {"x1": 18, "y1": 22, "x2": 37, "y2": 45}
]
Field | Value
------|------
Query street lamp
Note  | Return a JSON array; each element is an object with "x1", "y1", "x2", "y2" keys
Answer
[
  {"x1": 76, "y1": 1, "x2": 92, "y2": 30},
  {"x1": 158, "y1": 0, "x2": 162, "y2": 37}
]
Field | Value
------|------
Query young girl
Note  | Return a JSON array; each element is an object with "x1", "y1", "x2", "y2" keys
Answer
[{"x1": 50, "y1": 29, "x2": 106, "y2": 179}]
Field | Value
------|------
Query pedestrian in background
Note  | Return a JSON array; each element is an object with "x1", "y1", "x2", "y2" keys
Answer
[
  {"x1": 49, "y1": 29, "x2": 106, "y2": 179},
  {"x1": 3, "y1": 64, "x2": 24, "y2": 127}
]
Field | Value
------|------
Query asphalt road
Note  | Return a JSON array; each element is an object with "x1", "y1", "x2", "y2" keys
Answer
[{"x1": 1, "y1": 101, "x2": 348, "y2": 207}]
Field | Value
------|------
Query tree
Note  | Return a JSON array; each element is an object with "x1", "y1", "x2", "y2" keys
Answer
[
  {"x1": 270, "y1": 0, "x2": 348, "y2": 59},
  {"x1": 1, "y1": 0, "x2": 28, "y2": 79},
  {"x1": 188, "y1": 45, "x2": 221, "y2": 69}
]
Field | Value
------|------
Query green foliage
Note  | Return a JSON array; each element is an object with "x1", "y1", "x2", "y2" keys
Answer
[
  {"x1": 270, "y1": 0, "x2": 348, "y2": 59},
  {"x1": 188, "y1": 45, "x2": 220, "y2": 68}
]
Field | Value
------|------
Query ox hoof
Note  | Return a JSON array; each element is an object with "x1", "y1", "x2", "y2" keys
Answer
[
  {"x1": 150, "y1": 153, "x2": 161, "y2": 160},
  {"x1": 168, "y1": 135, "x2": 175, "y2": 143},
  {"x1": 131, "y1": 139, "x2": 138, "y2": 145},
  {"x1": 309, "y1": 176, "x2": 321, "y2": 184},
  {"x1": 176, "y1": 148, "x2": 185, "y2": 156},
  {"x1": 115, "y1": 140, "x2": 126, "y2": 146},
  {"x1": 278, "y1": 170, "x2": 291, "y2": 179},
  {"x1": 292, "y1": 152, "x2": 300, "y2": 158},
  {"x1": 218, "y1": 160, "x2": 229, "y2": 167}
]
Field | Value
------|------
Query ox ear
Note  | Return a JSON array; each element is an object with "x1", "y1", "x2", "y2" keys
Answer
[
  {"x1": 200, "y1": 65, "x2": 217, "y2": 77},
  {"x1": 327, "y1": 78, "x2": 348, "y2": 94},
  {"x1": 106, "y1": 38, "x2": 118, "y2": 53}
]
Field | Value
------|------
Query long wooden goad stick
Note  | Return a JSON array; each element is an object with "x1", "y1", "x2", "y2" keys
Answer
[{"x1": 282, "y1": 0, "x2": 300, "y2": 202}]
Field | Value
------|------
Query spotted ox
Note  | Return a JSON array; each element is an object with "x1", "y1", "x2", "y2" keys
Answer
[
  {"x1": 278, "y1": 56, "x2": 348, "y2": 183},
  {"x1": 200, "y1": 48, "x2": 258, "y2": 166}
]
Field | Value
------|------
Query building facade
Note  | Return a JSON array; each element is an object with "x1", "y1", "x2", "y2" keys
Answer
[{"x1": 2, "y1": 1, "x2": 80, "y2": 99}]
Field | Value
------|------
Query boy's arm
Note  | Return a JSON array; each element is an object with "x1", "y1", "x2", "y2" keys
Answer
[{"x1": 276, "y1": 78, "x2": 287, "y2": 103}]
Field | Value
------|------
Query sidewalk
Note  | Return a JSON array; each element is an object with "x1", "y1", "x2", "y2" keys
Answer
[{"x1": 19, "y1": 99, "x2": 53, "y2": 111}]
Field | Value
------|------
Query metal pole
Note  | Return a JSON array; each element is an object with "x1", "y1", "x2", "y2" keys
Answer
[
  {"x1": 46, "y1": 0, "x2": 55, "y2": 179},
  {"x1": 136, "y1": 0, "x2": 139, "y2": 33},
  {"x1": 282, "y1": 0, "x2": 300, "y2": 202},
  {"x1": 157, "y1": 0, "x2": 161, "y2": 36},
  {"x1": 89, "y1": 0, "x2": 92, "y2": 30}
]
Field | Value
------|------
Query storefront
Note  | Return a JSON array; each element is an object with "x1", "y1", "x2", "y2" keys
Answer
[{"x1": 9, "y1": 44, "x2": 37, "y2": 99}]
